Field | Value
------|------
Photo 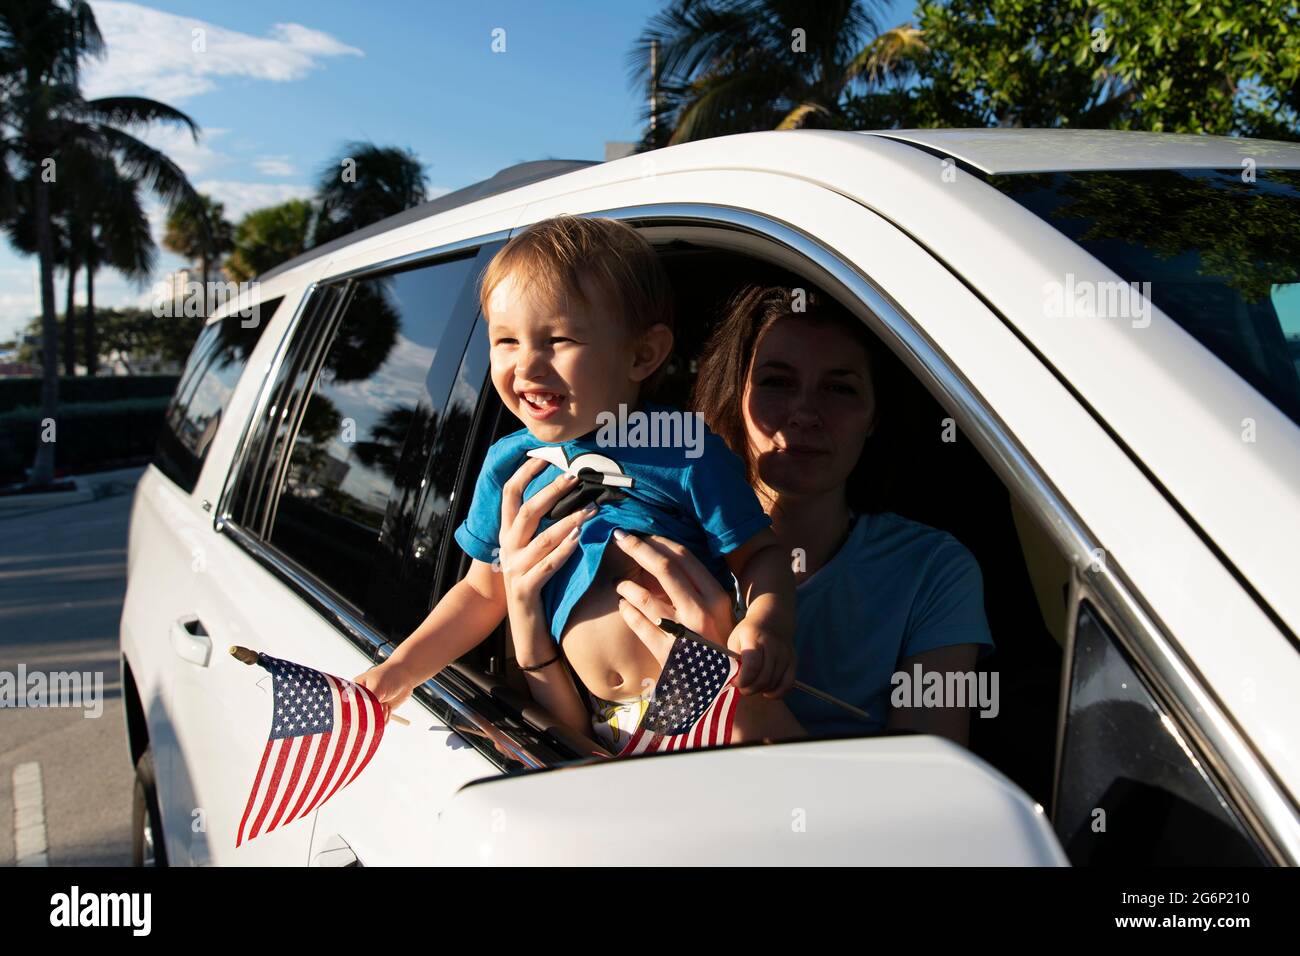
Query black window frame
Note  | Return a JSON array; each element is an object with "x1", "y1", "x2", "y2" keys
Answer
[
  {"x1": 1053, "y1": 597, "x2": 1270, "y2": 865},
  {"x1": 215, "y1": 247, "x2": 493, "y2": 646},
  {"x1": 152, "y1": 295, "x2": 282, "y2": 494}
]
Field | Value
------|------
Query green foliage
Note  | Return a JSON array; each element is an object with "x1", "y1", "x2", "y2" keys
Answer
[
  {"x1": 226, "y1": 199, "x2": 313, "y2": 282},
  {"x1": 164, "y1": 192, "x2": 233, "y2": 278},
  {"x1": 899, "y1": 0, "x2": 1300, "y2": 136},
  {"x1": 13, "y1": 306, "x2": 203, "y2": 372},
  {"x1": 0, "y1": 395, "x2": 169, "y2": 483},
  {"x1": 0, "y1": 371, "x2": 178, "y2": 413},
  {"x1": 310, "y1": 141, "x2": 427, "y2": 247}
]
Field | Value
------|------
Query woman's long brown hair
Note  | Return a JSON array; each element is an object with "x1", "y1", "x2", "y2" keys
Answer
[{"x1": 690, "y1": 284, "x2": 888, "y2": 511}]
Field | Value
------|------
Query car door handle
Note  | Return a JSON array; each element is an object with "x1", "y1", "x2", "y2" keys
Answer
[
  {"x1": 170, "y1": 615, "x2": 212, "y2": 667},
  {"x1": 312, "y1": 833, "x2": 361, "y2": 867}
]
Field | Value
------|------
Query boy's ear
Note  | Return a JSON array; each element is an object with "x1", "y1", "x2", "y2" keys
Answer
[{"x1": 628, "y1": 323, "x2": 674, "y2": 383}]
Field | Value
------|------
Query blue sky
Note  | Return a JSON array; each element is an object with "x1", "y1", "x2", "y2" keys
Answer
[{"x1": 0, "y1": 0, "x2": 914, "y2": 342}]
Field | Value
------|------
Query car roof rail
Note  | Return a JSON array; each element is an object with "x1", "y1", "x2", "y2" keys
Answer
[{"x1": 258, "y1": 158, "x2": 601, "y2": 282}]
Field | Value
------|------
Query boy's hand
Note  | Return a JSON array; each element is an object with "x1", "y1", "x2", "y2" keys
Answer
[
  {"x1": 353, "y1": 660, "x2": 416, "y2": 726},
  {"x1": 727, "y1": 616, "x2": 796, "y2": 699}
]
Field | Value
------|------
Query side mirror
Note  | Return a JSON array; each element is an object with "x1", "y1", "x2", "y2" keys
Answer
[{"x1": 433, "y1": 735, "x2": 1068, "y2": 865}]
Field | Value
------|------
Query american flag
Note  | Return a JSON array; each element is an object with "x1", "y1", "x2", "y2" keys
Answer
[
  {"x1": 236, "y1": 654, "x2": 385, "y2": 847},
  {"x1": 617, "y1": 633, "x2": 739, "y2": 756}
]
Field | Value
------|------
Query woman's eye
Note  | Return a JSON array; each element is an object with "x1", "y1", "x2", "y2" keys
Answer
[
  {"x1": 825, "y1": 382, "x2": 858, "y2": 395},
  {"x1": 756, "y1": 376, "x2": 794, "y2": 389}
]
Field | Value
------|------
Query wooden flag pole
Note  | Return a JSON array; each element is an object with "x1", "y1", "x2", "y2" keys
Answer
[
  {"x1": 228, "y1": 645, "x2": 410, "y2": 726},
  {"x1": 655, "y1": 619, "x2": 875, "y2": 725}
]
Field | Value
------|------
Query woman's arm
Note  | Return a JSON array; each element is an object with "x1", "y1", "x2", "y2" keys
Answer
[
  {"x1": 724, "y1": 528, "x2": 797, "y2": 698},
  {"x1": 496, "y1": 457, "x2": 595, "y2": 737},
  {"x1": 885, "y1": 643, "x2": 982, "y2": 747}
]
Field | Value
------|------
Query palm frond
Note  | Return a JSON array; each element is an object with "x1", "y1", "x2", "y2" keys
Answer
[
  {"x1": 76, "y1": 96, "x2": 200, "y2": 141},
  {"x1": 844, "y1": 25, "x2": 927, "y2": 86}
]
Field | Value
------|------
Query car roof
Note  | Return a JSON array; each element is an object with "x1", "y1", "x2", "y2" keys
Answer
[
  {"x1": 257, "y1": 158, "x2": 599, "y2": 281},
  {"x1": 250, "y1": 129, "x2": 1300, "y2": 643},
  {"x1": 861, "y1": 128, "x2": 1300, "y2": 174}
]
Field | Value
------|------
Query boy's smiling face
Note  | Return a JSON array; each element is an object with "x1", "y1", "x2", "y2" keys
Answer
[{"x1": 486, "y1": 271, "x2": 669, "y2": 442}]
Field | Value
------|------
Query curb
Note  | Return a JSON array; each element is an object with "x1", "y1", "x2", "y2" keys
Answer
[{"x1": 0, "y1": 465, "x2": 145, "y2": 513}]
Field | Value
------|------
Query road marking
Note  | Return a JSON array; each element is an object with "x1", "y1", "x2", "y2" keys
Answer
[{"x1": 12, "y1": 762, "x2": 49, "y2": 866}]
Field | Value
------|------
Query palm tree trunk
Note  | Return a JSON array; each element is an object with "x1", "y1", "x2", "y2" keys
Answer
[
  {"x1": 63, "y1": 258, "x2": 78, "y2": 376},
  {"x1": 84, "y1": 264, "x2": 98, "y2": 376},
  {"x1": 29, "y1": 176, "x2": 60, "y2": 487}
]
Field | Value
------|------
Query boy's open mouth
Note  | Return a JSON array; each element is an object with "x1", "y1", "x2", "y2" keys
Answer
[{"x1": 518, "y1": 390, "x2": 566, "y2": 421}]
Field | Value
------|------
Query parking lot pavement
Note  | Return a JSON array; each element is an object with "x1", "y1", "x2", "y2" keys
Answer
[{"x1": 0, "y1": 466, "x2": 146, "y2": 866}]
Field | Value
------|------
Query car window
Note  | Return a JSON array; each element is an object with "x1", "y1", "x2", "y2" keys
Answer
[
  {"x1": 1053, "y1": 601, "x2": 1267, "y2": 865},
  {"x1": 264, "y1": 255, "x2": 481, "y2": 625},
  {"x1": 988, "y1": 168, "x2": 1300, "y2": 427},
  {"x1": 153, "y1": 297, "x2": 281, "y2": 493}
]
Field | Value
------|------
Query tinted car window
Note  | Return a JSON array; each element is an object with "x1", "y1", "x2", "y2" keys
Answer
[
  {"x1": 266, "y1": 255, "x2": 480, "y2": 621},
  {"x1": 989, "y1": 168, "x2": 1300, "y2": 427},
  {"x1": 1054, "y1": 601, "x2": 1267, "y2": 865},
  {"x1": 153, "y1": 297, "x2": 281, "y2": 493}
]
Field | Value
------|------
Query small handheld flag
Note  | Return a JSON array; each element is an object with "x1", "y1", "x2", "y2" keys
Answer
[
  {"x1": 616, "y1": 629, "x2": 740, "y2": 756},
  {"x1": 656, "y1": 618, "x2": 874, "y2": 724},
  {"x1": 230, "y1": 648, "x2": 387, "y2": 847}
]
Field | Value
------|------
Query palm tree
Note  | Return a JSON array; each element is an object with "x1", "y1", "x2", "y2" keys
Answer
[
  {"x1": 628, "y1": 0, "x2": 918, "y2": 146},
  {"x1": 81, "y1": 154, "x2": 155, "y2": 375},
  {"x1": 7, "y1": 144, "x2": 106, "y2": 375},
  {"x1": 310, "y1": 141, "x2": 426, "y2": 247},
  {"x1": 163, "y1": 192, "x2": 232, "y2": 297},
  {"x1": 226, "y1": 199, "x2": 313, "y2": 282},
  {"x1": 0, "y1": 0, "x2": 204, "y2": 487}
]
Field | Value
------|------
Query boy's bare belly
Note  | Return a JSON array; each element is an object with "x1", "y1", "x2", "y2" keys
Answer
[{"x1": 560, "y1": 545, "x2": 663, "y2": 702}]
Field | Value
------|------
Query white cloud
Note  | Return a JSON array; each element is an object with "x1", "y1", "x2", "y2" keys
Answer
[
  {"x1": 252, "y1": 155, "x2": 296, "y2": 177},
  {"x1": 133, "y1": 125, "x2": 230, "y2": 180},
  {"x1": 194, "y1": 180, "x2": 314, "y2": 223},
  {"x1": 82, "y1": 1, "x2": 363, "y2": 102}
]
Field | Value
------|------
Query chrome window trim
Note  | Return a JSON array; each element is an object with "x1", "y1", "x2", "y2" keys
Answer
[
  {"x1": 320, "y1": 229, "x2": 511, "y2": 285},
  {"x1": 1060, "y1": 574, "x2": 1276, "y2": 862},
  {"x1": 217, "y1": 519, "x2": 545, "y2": 771},
  {"x1": 210, "y1": 200, "x2": 1299, "y2": 860},
  {"x1": 215, "y1": 283, "x2": 317, "y2": 533},
  {"x1": 592, "y1": 202, "x2": 1297, "y2": 862}
]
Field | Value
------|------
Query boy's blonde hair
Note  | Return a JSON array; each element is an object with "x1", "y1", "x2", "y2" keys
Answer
[{"x1": 479, "y1": 215, "x2": 675, "y2": 339}]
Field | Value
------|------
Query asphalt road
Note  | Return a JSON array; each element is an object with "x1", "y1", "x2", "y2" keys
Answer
[{"x1": 0, "y1": 467, "x2": 145, "y2": 867}]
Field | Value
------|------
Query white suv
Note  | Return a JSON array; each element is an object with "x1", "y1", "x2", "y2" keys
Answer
[{"x1": 120, "y1": 128, "x2": 1300, "y2": 866}]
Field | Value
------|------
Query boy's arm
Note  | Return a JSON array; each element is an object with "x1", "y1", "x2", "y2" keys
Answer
[
  {"x1": 725, "y1": 528, "x2": 797, "y2": 697},
  {"x1": 508, "y1": 607, "x2": 593, "y2": 739},
  {"x1": 384, "y1": 558, "x2": 506, "y2": 686}
]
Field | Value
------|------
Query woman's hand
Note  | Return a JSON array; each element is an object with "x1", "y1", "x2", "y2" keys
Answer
[
  {"x1": 497, "y1": 458, "x2": 596, "y2": 644},
  {"x1": 610, "y1": 530, "x2": 737, "y2": 667},
  {"x1": 496, "y1": 457, "x2": 596, "y2": 736}
]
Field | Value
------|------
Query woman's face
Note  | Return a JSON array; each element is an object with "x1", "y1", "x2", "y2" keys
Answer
[{"x1": 742, "y1": 316, "x2": 876, "y2": 503}]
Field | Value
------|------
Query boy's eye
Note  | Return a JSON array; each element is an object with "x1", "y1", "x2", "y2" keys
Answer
[
  {"x1": 548, "y1": 336, "x2": 575, "y2": 345},
  {"x1": 493, "y1": 337, "x2": 518, "y2": 346}
]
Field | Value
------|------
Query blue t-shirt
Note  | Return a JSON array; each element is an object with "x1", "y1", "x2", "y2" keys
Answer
[
  {"x1": 786, "y1": 511, "x2": 994, "y2": 736},
  {"x1": 454, "y1": 404, "x2": 771, "y2": 643}
]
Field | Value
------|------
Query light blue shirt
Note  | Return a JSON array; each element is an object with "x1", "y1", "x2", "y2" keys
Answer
[
  {"x1": 786, "y1": 511, "x2": 994, "y2": 736},
  {"x1": 454, "y1": 404, "x2": 771, "y2": 643}
]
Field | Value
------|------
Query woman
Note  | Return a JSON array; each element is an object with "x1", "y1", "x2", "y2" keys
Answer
[
  {"x1": 502, "y1": 284, "x2": 992, "y2": 747},
  {"x1": 617, "y1": 285, "x2": 994, "y2": 745}
]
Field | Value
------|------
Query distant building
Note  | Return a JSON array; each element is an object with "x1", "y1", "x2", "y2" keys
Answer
[{"x1": 604, "y1": 141, "x2": 638, "y2": 161}]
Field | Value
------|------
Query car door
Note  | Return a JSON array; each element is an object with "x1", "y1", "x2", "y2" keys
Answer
[
  {"x1": 305, "y1": 242, "x2": 598, "y2": 866},
  {"x1": 505, "y1": 166, "x2": 1292, "y2": 861},
  {"x1": 123, "y1": 294, "x2": 282, "y2": 866},
  {"x1": 174, "y1": 245, "x2": 503, "y2": 865}
]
